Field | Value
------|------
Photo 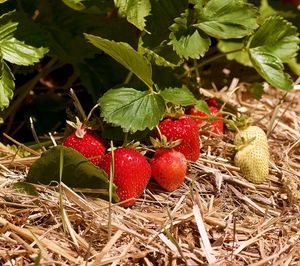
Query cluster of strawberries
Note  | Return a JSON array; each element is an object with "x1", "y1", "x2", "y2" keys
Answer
[{"x1": 63, "y1": 99, "x2": 223, "y2": 207}]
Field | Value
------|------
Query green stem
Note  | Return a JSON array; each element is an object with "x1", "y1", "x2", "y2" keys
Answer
[
  {"x1": 267, "y1": 91, "x2": 288, "y2": 137},
  {"x1": 180, "y1": 48, "x2": 245, "y2": 79},
  {"x1": 70, "y1": 88, "x2": 87, "y2": 121},
  {"x1": 196, "y1": 48, "x2": 244, "y2": 69},
  {"x1": 108, "y1": 141, "x2": 114, "y2": 241},
  {"x1": 123, "y1": 71, "x2": 133, "y2": 85},
  {"x1": 123, "y1": 132, "x2": 128, "y2": 146},
  {"x1": 2, "y1": 57, "x2": 59, "y2": 121},
  {"x1": 59, "y1": 147, "x2": 67, "y2": 235},
  {"x1": 193, "y1": 59, "x2": 200, "y2": 82}
]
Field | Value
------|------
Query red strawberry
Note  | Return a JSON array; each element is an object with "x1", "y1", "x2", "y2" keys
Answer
[
  {"x1": 157, "y1": 115, "x2": 200, "y2": 161},
  {"x1": 150, "y1": 149, "x2": 187, "y2": 192},
  {"x1": 99, "y1": 148, "x2": 151, "y2": 207},
  {"x1": 188, "y1": 106, "x2": 223, "y2": 136},
  {"x1": 63, "y1": 129, "x2": 106, "y2": 166},
  {"x1": 205, "y1": 98, "x2": 219, "y2": 108}
]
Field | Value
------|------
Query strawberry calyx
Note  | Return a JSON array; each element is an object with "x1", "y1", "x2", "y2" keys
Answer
[
  {"x1": 164, "y1": 105, "x2": 185, "y2": 119},
  {"x1": 150, "y1": 135, "x2": 182, "y2": 150},
  {"x1": 66, "y1": 117, "x2": 90, "y2": 139},
  {"x1": 225, "y1": 115, "x2": 251, "y2": 132},
  {"x1": 124, "y1": 140, "x2": 141, "y2": 150}
]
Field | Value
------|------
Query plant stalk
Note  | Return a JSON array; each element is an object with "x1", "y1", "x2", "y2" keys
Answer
[{"x1": 180, "y1": 48, "x2": 245, "y2": 79}]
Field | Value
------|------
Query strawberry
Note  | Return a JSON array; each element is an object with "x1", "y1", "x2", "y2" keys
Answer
[
  {"x1": 99, "y1": 148, "x2": 151, "y2": 207},
  {"x1": 234, "y1": 126, "x2": 269, "y2": 184},
  {"x1": 63, "y1": 118, "x2": 105, "y2": 166},
  {"x1": 150, "y1": 149, "x2": 187, "y2": 192},
  {"x1": 205, "y1": 98, "x2": 219, "y2": 108},
  {"x1": 188, "y1": 106, "x2": 224, "y2": 136},
  {"x1": 157, "y1": 115, "x2": 200, "y2": 161},
  {"x1": 234, "y1": 125, "x2": 268, "y2": 150}
]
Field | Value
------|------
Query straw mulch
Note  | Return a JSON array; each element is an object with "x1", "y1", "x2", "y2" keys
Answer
[{"x1": 0, "y1": 80, "x2": 300, "y2": 265}]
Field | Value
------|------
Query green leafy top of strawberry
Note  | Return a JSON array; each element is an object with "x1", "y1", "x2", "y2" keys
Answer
[{"x1": 188, "y1": 105, "x2": 224, "y2": 136}]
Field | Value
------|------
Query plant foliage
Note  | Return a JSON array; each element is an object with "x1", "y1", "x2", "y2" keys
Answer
[
  {"x1": 0, "y1": 0, "x2": 299, "y2": 137},
  {"x1": 26, "y1": 146, "x2": 119, "y2": 201}
]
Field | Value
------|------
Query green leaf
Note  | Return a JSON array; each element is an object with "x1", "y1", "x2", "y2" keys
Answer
[
  {"x1": 12, "y1": 3, "x2": 126, "y2": 64},
  {"x1": 85, "y1": 34, "x2": 153, "y2": 88},
  {"x1": 288, "y1": 57, "x2": 300, "y2": 76},
  {"x1": 0, "y1": 60, "x2": 15, "y2": 110},
  {"x1": 0, "y1": 36, "x2": 48, "y2": 66},
  {"x1": 169, "y1": 9, "x2": 211, "y2": 59},
  {"x1": 138, "y1": 39, "x2": 181, "y2": 67},
  {"x1": 171, "y1": 28, "x2": 210, "y2": 59},
  {"x1": 194, "y1": 0, "x2": 258, "y2": 39},
  {"x1": 217, "y1": 39, "x2": 252, "y2": 67},
  {"x1": 0, "y1": 20, "x2": 18, "y2": 41},
  {"x1": 249, "y1": 82, "x2": 264, "y2": 100},
  {"x1": 144, "y1": 0, "x2": 188, "y2": 45},
  {"x1": 195, "y1": 100, "x2": 210, "y2": 115},
  {"x1": 140, "y1": 0, "x2": 187, "y2": 66},
  {"x1": 99, "y1": 87, "x2": 165, "y2": 133},
  {"x1": 0, "y1": 21, "x2": 48, "y2": 66},
  {"x1": 26, "y1": 146, "x2": 119, "y2": 202},
  {"x1": 12, "y1": 182, "x2": 39, "y2": 196},
  {"x1": 249, "y1": 49, "x2": 293, "y2": 90},
  {"x1": 249, "y1": 16, "x2": 299, "y2": 63},
  {"x1": 114, "y1": 0, "x2": 151, "y2": 31},
  {"x1": 62, "y1": 0, "x2": 86, "y2": 10},
  {"x1": 246, "y1": 16, "x2": 299, "y2": 90},
  {"x1": 160, "y1": 86, "x2": 197, "y2": 106}
]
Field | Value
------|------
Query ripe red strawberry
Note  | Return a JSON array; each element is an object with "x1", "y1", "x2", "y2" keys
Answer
[
  {"x1": 205, "y1": 98, "x2": 219, "y2": 108},
  {"x1": 99, "y1": 148, "x2": 151, "y2": 207},
  {"x1": 157, "y1": 115, "x2": 200, "y2": 161},
  {"x1": 188, "y1": 106, "x2": 224, "y2": 136},
  {"x1": 150, "y1": 149, "x2": 187, "y2": 192},
  {"x1": 63, "y1": 126, "x2": 105, "y2": 167}
]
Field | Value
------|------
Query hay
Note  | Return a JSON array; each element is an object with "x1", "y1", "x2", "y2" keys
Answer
[{"x1": 0, "y1": 82, "x2": 300, "y2": 265}]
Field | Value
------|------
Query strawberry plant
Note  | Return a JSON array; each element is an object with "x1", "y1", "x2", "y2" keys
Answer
[
  {"x1": 0, "y1": 0, "x2": 299, "y2": 135},
  {"x1": 0, "y1": 0, "x2": 299, "y2": 203}
]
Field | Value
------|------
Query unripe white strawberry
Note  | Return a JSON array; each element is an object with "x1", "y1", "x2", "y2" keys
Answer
[
  {"x1": 234, "y1": 126, "x2": 268, "y2": 150},
  {"x1": 234, "y1": 126, "x2": 269, "y2": 184}
]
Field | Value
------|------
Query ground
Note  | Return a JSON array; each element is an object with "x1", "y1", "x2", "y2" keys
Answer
[{"x1": 0, "y1": 80, "x2": 300, "y2": 265}]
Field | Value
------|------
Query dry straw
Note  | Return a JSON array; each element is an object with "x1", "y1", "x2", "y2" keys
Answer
[{"x1": 0, "y1": 80, "x2": 300, "y2": 265}]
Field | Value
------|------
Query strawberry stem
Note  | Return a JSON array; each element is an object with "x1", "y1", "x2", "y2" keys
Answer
[
  {"x1": 29, "y1": 116, "x2": 46, "y2": 152},
  {"x1": 58, "y1": 147, "x2": 67, "y2": 235},
  {"x1": 123, "y1": 132, "x2": 129, "y2": 146},
  {"x1": 108, "y1": 140, "x2": 114, "y2": 241},
  {"x1": 85, "y1": 103, "x2": 100, "y2": 125},
  {"x1": 267, "y1": 91, "x2": 288, "y2": 137},
  {"x1": 69, "y1": 88, "x2": 87, "y2": 121}
]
